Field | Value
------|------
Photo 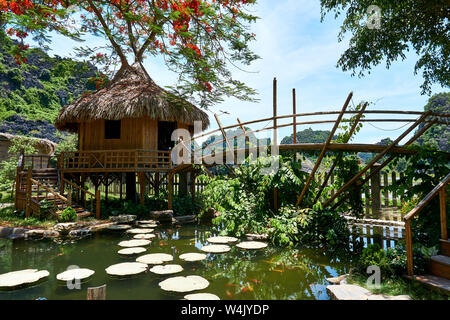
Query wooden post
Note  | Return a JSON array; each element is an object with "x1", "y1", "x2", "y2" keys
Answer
[
  {"x1": 392, "y1": 172, "x2": 397, "y2": 207},
  {"x1": 25, "y1": 167, "x2": 32, "y2": 218},
  {"x1": 273, "y1": 77, "x2": 277, "y2": 147},
  {"x1": 60, "y1": 172, "x2": 65, "y2": 195},
  {"x1": 138, "y1": 173, "x2": 145, "y2": 205},
  {"x1": 87, "y1": 285, "x2": 106, "y2": 300},
  {"x1": 440, "y1": 188, "x2": 448, "y2": 240},
  {"x1": 296, "y1": 92, "x2": 353, "y2": 207},
  {"x1": 405, "y1": 219, "x2": 413, "y2": 276},
  {"x1": 14, "y1": 167, "x2": 20, "y2": 208},
  {"x1": 371, "y1": 163, "x2": 382, "y2": 216},
  {"x1": 190, "y1": 172, "x2": 196, "y2": 198},
  {"x1": 383, "y1": 172, "x2": 389, "y2": 207},
  {"x1": 95, "y1": 189, "x2": 101, "y2": 219},
  {"x1": 292, "y1": 88, "x2": 296, "y2": 144},
  {"x1": 168, "y1": 173, "x2": 173, "y2": 210}
]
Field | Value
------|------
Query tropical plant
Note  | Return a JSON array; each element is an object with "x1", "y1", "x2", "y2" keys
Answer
[{"x1": 60, "y1": 206, "x2": 77, "y2": 222}]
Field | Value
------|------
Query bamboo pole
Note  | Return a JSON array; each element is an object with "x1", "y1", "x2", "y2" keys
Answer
[
  {"x1": 292, "y1": 88, "x2": 297, "y2": 144},
  {"x1": 296, "y1": 92, "x2": 353, "y2": 207},
  {"x1": 314, "y1": 102, "x2": 367, "y2": 203},
  {"x1": 273, "y1": 77, "x2": 277, "y2": 147},
  {"x1": 323, "y1": 111, "x2": 432, "y2": 208},
  {"x1": 214, "y1": 113, "x2": 237, "y2": 175}
]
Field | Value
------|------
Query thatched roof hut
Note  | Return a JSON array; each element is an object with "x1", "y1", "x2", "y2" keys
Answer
[
  {"x1": 0, "y1": 133, "x2": 57, "y2": 162},
  {"x1": 55, "y1": 62, "x2": 210, "y2": 133}
]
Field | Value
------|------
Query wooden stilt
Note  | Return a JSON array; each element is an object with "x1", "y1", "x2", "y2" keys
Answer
[
  {"x1": 273, "y1": 77, "x2": 277, "y2": 146},
  {"x1": 296, "y1": 92, "x2": 353, "y2": 207},
  {"x1": 292, "y1": 88, "x2": 296, "y2": 144},
  {"x1": 168, "y1": 172, "x2": 173, "y2": 210},
  {"x1": 95, "y1": 188, "x2": 101, "y2": 219}
]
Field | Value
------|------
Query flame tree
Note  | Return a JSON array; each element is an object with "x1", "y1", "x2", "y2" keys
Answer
[{"x1": 1, "y1": 0, "x2": 259, "y2": 107}]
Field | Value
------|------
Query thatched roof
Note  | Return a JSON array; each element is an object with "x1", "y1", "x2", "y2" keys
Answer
[
  {"x1": 55, "y1": 62, "x2": 210, "y2": 132},
  {"x1": 0, "y1": 132, "x2": 57, "y2": 161}
]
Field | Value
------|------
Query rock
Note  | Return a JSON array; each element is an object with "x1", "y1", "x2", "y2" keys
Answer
[
  {"x1": 53, "y1": 223, "x2": 77, "y2": 235},
  {"x1": 25, "y1": 229, "x2": 46, "y2": 239},
  {"x1": 105, "y1": 262, "x2": 148, "y2": 276},
  {"x1": 137, "y1": 220, "x2": 158, "y2": 225},
  {"x1": 326, "y1": 274, "x2": 349, "y2": 285},
  {"x1": 138, "y1": 223, "x2": 158, "y2": 228},
  {"x1": 0, "y1": 269, "x2": 49, "y2": 290},
  {"x1": 89, "y1": 222, "x2": 116, "y2": 231},
  {"x1": 175, "y1": 215, "x2": 197, "y2": 224},
  {"x1": 56, "y1": 268, "x2": 95, "y2": 282},
  {"x1": 118, "y1": 247, "x2": 147, "y2": 256},
  {"x1": 149, "y1": 210, "x2": 173, "y2": 224},
  {"x1": 109, "y1": 215, "x2": 137, "y2": 224},
  {"x1": 326, "y1": 284, "x2": 371, "y2": 300},
  {"x1": 136, "y1": 253, "x2": 173, "y2": 265},
  {"x1": 106, "y1": 224, "x2": 132, "y2": 231},
  {"x1": 184, "y1": 293, "x2": 220, "y2": 300},
  {"x1": 236, "y1": 241, "x2": 268, "y2": 250},
  {"x1": 245, "y1": 233, "x2": 269, "y2": 241},
  {"x1": 179, "y1": 253, "x2": 207, "y2": 262},
  {"x1": 68, "y1": 229, "x2": 91, "y2": 238},
  {"x1": 159, "y1": 275, "x2": 209, "y2": 293},
  {"x1": 367, "y1": 294, "x2": 412, "y2": 300},
  {"x1": 149, "y1": 264, "x2": 183, "y2": 275},
  {"x1": 0, "y1": 227, "x2": 28, "y2": 239},
  {"x1": 200, "y1": 244, "x2": 231, "y2": 253},
  {"x1": 118, "y1": 239, "x2": 151, "y2": 247},
  {"x1": 207, "y1": 236, "x2": 238, "y2": 244}
]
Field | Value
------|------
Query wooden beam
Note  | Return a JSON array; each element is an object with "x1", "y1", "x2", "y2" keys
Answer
[
  {"x1": 323, "y1": 111, "x2": 432, "y2": 208},
  {"x1": 440, "y1": 187, "x2": 447, "y2": 240},
  {"x1": 296, "y1": 92, "x2": 353, "y2": 207},
  {"x1": 292, "y1": 88, "x2": 296, "y2": 144},
  {"x1": 273, "y1": 77, "x2": 277, "y2": 146}
]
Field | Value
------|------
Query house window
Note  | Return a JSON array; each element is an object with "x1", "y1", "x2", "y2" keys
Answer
[{"x1": 105, "y1": 120, "x2": 121, "y2": 139}]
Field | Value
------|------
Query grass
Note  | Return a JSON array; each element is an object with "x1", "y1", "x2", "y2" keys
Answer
[
  {"x1": 347, "y1": 273, "x2": 449, "y2": 300},
  {"x1": 0, "y1": 205, "x2": 58, "y2": 228},
  {"x1": 0, "y1": 191, "x2": 14, "y2": 204}
]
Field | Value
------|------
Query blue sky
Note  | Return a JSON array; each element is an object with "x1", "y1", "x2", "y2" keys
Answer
[{"x1": 41, "y1": 0, "x2": 447, "y2": 144}]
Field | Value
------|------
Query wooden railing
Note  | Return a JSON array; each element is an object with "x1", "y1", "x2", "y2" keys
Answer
[
  {"x1": 404, "y1": 173, "x2": 449, "y2": 276},
  {"x1": 62, "y1": 178, "x2": 100, "y2": 219},
  {"x1": 22, "y1": 154, "x2": 52, "y2": 170},
  {"x1": 59, "y1": 149, "x2": 172, "y2": 172}
]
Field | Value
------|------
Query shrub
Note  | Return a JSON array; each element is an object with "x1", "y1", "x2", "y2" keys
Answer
[{"x1": 60, "y1": 206, "x2": 77, "y2": 222}]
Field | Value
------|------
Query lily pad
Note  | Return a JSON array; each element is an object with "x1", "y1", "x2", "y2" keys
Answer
[
  {"x1": 118, "y1": 239, "x2": 151, "y2": 247},
  {"x1": 106, "y1": 224, "x2": 132, "y2": 231},
  {"x1": 105, "y1": 262, "x2": 148, "y2": 276},
  {"x1": 56, "y1": 268, "x2": 95, "y2": 282},
  {"x1": 150, "y1": 264, "x2": 183, "y2": 275},
  {"x1": 126, "y1": 228, "x2": 154, "y2": 234},
  {"x1": 0, "y1": 269, "x2": 49, "y2": 290},
  {"x1": 207, "y1": 236, "x2": 239, "y2": 244},
  {"x1": 200, "y1": 244, "x2": 231, "y2": 253},
  {"x1": 159, "y1": 275, "x2": 209, "y2": 293},
  {"x1": 179, "y1": 253, "x2": 207, "y2": 262},
  {"x1": 133, "y1": 234, "x2": 156, "y2": 240},
  {"x1": 136, "y1": 253, "x2": 173, "y2": 265},
  {"x1": 236, "y1": 241, "x2": 268, "y2": 250},
  {"x1": 184, "y1": 293, "x2": 220, "y2": 300},
  {"x1": 118, "y1": 247, "x2": 147, "y2": 255}
]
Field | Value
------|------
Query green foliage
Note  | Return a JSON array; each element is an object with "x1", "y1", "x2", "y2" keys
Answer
[
  {"x1": 60, "y1": 206, "x2": 77, "y2": 222},
  {"x1": 54, "y1": 133, "x2": 78, "y2": 155},
  {"x1": 320, "y1": 1, "x2": 449, "y2": 94},
  {"x1": 281, "y1": 128, "x2": 336, "y2": 144},
  {"x1": 389, "y1": 145, "x2": 449, "y2": 246},
  {"x1": 416, "y1": 92, "x2": 450, "y2": 152}
]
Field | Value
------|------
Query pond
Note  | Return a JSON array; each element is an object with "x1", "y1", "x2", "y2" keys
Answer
[{"x1": 0, "y1": 224, "x2": 402, "y2": 300}]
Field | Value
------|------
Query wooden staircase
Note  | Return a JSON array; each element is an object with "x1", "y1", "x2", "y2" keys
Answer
[
  {"x1": 16, "y1": 165, "x2": 92, "y2": 219},
  {"x1": 404, "y1": 173, "x2": 450, "y2": 295}
]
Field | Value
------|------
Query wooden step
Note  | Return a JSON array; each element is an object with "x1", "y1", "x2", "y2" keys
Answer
[
  {"x1": 440, "y1": 239, "x2": 450, "y2": 257},
  {"x1": 406, "y1": 274, "x2": 450, "y2": 295},
  {"x1": 430, "y1": 255, "x2": 450, "y2": 280}
]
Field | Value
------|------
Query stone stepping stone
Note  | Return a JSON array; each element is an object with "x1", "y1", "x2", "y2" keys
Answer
[
  {"x1": 106, "y1": 225, "x2": 132, "y2": 231},
  {"x1": 236, "y1": 241, "x2": 268, "y2": 250},
  {"x1": 56, "y1": 268, "x2": 95, "y2": 282},
  {"x1": 179, "y1": 253, "x2": 207, "y2": 262},
  {"x1": 159, "y1": 275, "x2": 209, "y2": 293},
  {"x1": 126, "y1": 228, "x2": 154, "y2": 234},
  {"x1": 184, "y1": 293, "x2": 220, "y2": 300},
  {"x1": 200, "y1": 244, "x2": 231, "y2": 253},
  {"x1": 0, "y1": 269, "x2": 49, "y2": 290},
  {"x1": 133, "y1": 234, "x2": 156, "y2": 240},
  {"x1": 207, "y1": 236, "x2": 239, "y2": 244},
  {"x1": 118, "y1": 247, "x2": 147, "y2": 255},
  {"x1": 149, "y1": 264, "x2": 183, "y2": 275},
  {"x1": 136, "y1": 253, "x2": 173, "y2": 265},
  {"x1": 105, "y1": 262, "x2": 148, "y2": 276},
  {"x1": 138, "y1": 220, "x2": 158, "y2": 225},
  {"x1": 118, "y1": 239, "x2": 151, "y2": 247}
]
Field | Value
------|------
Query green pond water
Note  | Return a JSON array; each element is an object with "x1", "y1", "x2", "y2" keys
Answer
[{"x1": 0, "y1": 224, "x2": 401, "y2": 300}]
